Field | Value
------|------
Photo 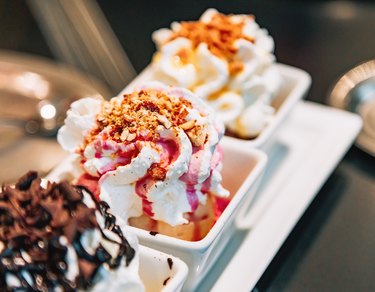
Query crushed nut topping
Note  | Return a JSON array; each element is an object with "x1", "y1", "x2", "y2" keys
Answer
[
  {"x1": 147, "y1": 163, "x2": 167, "y2": 180},
  {"x1": 167, "y1": 12, "x2": 255, "y2": 75},
  {"x1": 85, "y1": 89, "x2": 207, "y2": 147},
  {"x1": 179, "y1": 119, "x2": 196, "y2": 130}
]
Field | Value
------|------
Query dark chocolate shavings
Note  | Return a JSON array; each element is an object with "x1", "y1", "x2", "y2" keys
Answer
[
  {"x1": 15, "y1": 171, "x2": 38, "y2": 191},
  {"x1": 0, "y1": 172, "x2": 137, "y2": 291}
]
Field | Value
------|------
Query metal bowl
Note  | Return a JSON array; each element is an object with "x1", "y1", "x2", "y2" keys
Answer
[
  {"x1": 0, "y1": 50, "x2": 111, "y2": 183},
  {"x1": 328, "y1": 60, "x2": 375, "y2": 156}
]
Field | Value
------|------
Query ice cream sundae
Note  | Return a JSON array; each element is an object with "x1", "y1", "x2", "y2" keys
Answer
[
  {"x1": 0, "y1": 171, "x2": 144, "y2": 291},
  {"x1": 151, "y1": 8, "x2": 281, "y2": 138},
  {"x1": 58, "y1": 82, "x2": 229, "y2": 241}
]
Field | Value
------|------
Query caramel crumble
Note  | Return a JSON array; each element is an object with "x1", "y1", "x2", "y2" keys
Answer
[
  {"x1": 168, "y1": 12, "x2": 255, "y2": 75},
  {"x1": 85, "y1": 89, "x2": 207, "y2": 147},
  {"x1": 148, "y1": 163, "x2": 167, "y2": 180}
]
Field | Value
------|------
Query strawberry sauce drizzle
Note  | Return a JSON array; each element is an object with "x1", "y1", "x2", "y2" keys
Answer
[
  {"x1": 79, "y1": 137, "x2": 140, "y2": 202},
  {"x1": 157, "y1": 138, "x2": 180, "y2": 167},
  {"x1": 180, "y1": 146, "x2": 205, "y2": 212},
  {"x1": 135, "y1": 175, "x2": 155, "y2": 217},
  {"x1": 90, "y1": 136, "x2": 140, "y2": 174},
  {"x1": 185, "y1": 185, "x2": 199, "y2": 211},
  {"x1": 80, "y1": 132, "x2": 229, "y2": 234},
  {"x1": 76, "y1": 173, "x2": 100, "y2": 201},
  {"x1": 212, "y1": 196, "x2": 231, "y2": 221},
  {"x1": 134, "y1": 138, "x2": 180, "y2": 217}
]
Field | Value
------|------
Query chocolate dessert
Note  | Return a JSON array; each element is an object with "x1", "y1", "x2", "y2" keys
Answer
[{"x1": 0, "y1": 171, "x2": 143, "y2": 291}]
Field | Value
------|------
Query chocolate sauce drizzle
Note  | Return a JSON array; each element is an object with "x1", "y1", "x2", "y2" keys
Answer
[
  {"x1": 97, "y1": 200, "x2": 135, "y2": 266},
  {"x1": 0, "y1": 171, "x2": 136, "y2": 291}
]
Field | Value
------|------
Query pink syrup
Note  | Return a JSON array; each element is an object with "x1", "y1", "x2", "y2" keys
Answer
[
  {"x1": 134, "y1": 138, "x2": 181, "y2": 217},
  {"x1": 76, "y1": 173, "x2": 100, "y2": 201}
]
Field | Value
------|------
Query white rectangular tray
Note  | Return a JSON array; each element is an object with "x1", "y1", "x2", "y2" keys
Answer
[{"x1": 197, "y1": 101, "x2": 362, "y2": 291}]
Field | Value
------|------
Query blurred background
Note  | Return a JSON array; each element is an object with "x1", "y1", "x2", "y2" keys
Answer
[
  {"x1": 0, "y1": 0, "x2": 375, "y2": 291},
  {"x1": 0, "y1": 1, "x2": 374, "y2": 100}
]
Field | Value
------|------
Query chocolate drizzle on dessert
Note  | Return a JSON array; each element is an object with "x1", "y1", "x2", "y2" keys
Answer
[
  {"x1": 163, "y1": 277, "x2": 171, "y2": 286},
  {"x1": 167, "y1": 257, "x2": 173, "y2": 270},
  {"x1": 97, "y1": 200, "x2": 135, "y2": 266},
  {"x1": 0, "y1": 171, "x2": 136, "y2": 291}
]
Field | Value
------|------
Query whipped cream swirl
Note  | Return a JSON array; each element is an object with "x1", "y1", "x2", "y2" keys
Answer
[
  {"x1": 58, "y1": 82, "x2": 228, "y2": 226},
  {"x1": 152, "y1": 8, "x2": 282, "y2": 138}
]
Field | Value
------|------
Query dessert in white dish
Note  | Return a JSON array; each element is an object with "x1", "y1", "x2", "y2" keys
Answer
[
  {"x1": 53, "y1": 62, "x2": 310, "y2": 290},
  {"x1": 151, "y1": 8, "x2": 281, "y2": 138},
  {"x1": 0, "y1": 171, "x2": 144, "y2": 291},
  {"x1": 58, "y1": 82, "x2": 229, "y2": 241}
]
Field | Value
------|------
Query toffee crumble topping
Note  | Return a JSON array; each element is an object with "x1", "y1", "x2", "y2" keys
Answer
[
  {"x1": 0, "y1": 171, "x2": 135, "y2": 291},
  {"x1": 167, "y1": 12, "x2": 255, "y2": 75},
  {"x1": 85, "y1": 88, "x2": 208, "y2": 148}
]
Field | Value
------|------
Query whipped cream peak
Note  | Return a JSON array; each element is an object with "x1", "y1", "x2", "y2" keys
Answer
[
  {"x1": 152, "y1": 8, "x2": 281, "y2": 138},
  {"x1": 154, "y1": 9, "x2": 255, "y2": 74},
  {"x1": 57, "y1": 97, "x2": 102, "y2": 152}
]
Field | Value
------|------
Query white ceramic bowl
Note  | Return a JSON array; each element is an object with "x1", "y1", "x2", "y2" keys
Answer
[
  {"x1": 125, "y1": 138, "x2": 267, "y2": 291},
  {"x1": 122, "y1": 63, "x2": 311, "y2": 149},
  {"x1": 48, "y1": 138, "x2": 267, "y2": 291}
]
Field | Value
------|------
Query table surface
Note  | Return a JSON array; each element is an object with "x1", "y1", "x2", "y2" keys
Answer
[{"x1": 1, "y1": 1, "x2": 375, "y2": 291}]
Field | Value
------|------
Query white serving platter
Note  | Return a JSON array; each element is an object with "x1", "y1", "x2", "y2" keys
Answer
[
  {"x1": 196, "y1": 101, "x2": 362, "y2": 291},
  {"x1": 47, "y1": 99, "x2": 361, "y2": 291}
]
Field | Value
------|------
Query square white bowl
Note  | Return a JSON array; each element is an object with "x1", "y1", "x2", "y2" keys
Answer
[
  {"x1": 124, "y1": 138, "x2": 267, "y2": 290},
  {"x1": 47, "y1": 138, "x2": 267, "y2": 291},
  {"x1": 122, "y1": 63, "x2": 311, "y2": 149}
]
